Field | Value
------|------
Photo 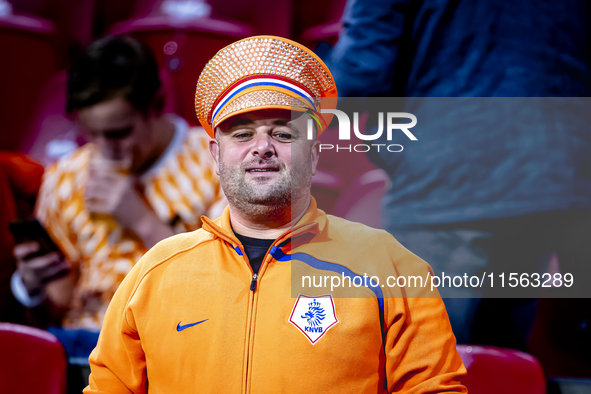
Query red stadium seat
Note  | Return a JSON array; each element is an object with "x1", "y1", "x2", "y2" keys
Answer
[
  {"x1": 110, "y1": 15, "x2": 255, "y2": 124},
  {"x1": 299, "y1": 22, "x2": 342, "y2": 48},
  {"x1": 316, "y1": 112, "x2": 376, "y2": 178},
  {"x1": 457, "y1": 345, "x2": 546, "y2": 394},
  {"x1": 207, "y1": 0, "x2": 291, "y2": 38},
  {"x1": 293, "y1": 0, "x2": 346, "y2": 47},
  {"x1": 130, "y1": 0, "x2": 291, "y2": 37},
  {"x1": 92, "y1": 0, "x2": 152, "y2": 38},
  {"x1": 0, "y1": 323, "x2": 67, "y2": 394},
  {"x1": 0, "y1": 13, "x2": 64, "y2": 152},
  {"x1": 9, "y1": 0, "x2": 94, "y2": 46},
  {"x1": 312, "y1": 113, "x2": 382, "y2": 216},
  {"x1": 331, "y1": 169, "x2": 388, "y2": 228},
  {"x1": 20, "y1": 71, "x2": 76, "y2": 163}
]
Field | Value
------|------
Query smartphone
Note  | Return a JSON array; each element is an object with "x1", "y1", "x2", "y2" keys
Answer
[{"x1": 9, "y1": 218, "x2": 63, "y2": 257}]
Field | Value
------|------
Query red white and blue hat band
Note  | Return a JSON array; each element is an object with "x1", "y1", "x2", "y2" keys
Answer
[{"x1": 211, "y1": 75, "x2": 318, "y2": 123}]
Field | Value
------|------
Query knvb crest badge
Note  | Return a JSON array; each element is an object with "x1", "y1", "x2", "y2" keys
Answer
[{"x1": 289, "y1": 294, "x2": 338, "y2": 345}]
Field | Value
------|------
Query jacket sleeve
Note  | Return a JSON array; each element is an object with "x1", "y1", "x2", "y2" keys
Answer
[
  {"x1": 84, "y1": 259, "x2": 147, "y2": 394},
  {"x1": 382, "y1": 250, "x2": 467, "y2": 393},
  {"x1": 384, "y1": 296, "x2": 468, "y2": 393},
  {"x1": 326, "y1": 0, "x2": 411, "y2": 97},
  {"x1": 35, "y1": 162, "x2": 80, "y2": 263}
]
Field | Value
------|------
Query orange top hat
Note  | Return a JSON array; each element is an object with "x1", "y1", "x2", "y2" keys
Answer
[{"x1": 195, "y1": 35, "x2": 338, "y2": 138}]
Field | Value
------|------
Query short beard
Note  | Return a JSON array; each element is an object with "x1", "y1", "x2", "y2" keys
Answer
[{"x1": 219, "y1": 156, "x2": 312, "y2": 221}]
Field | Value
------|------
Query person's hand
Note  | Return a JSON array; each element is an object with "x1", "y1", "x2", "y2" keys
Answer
[
  {"x1": 85, "y1": 166, "x2": 147, "y2": 229},
  {"x1": 85, "y1": 166, "x2": 174, "y2": 248},
  {"x1": 13, "y1": 242, "x2": 69, "y2": 296}
]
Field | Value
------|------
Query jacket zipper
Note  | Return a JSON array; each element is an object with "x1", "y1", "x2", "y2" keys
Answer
[
  {"x1": 237, "y1": 245, "x2": 255, "y2": 394},
  {"x1": 242, "y1": 244, "x2": 279, "y2": 394},
  {"x1": 249, "y1": 274, "x2": 258, "y2": 291},
  {"x1": 235, "y1": 222, "x2": 318, "y2": 394}
]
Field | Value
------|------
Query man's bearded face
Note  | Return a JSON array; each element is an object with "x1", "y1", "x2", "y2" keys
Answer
[
  {"x1": 219, "y1": 152, "x2": 297, "y2": 210},
  {"x1": 212, "y1": 110, "x2": 318, "y2": 216}
]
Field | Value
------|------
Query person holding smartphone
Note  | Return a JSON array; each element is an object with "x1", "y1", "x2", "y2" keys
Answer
[{"x1": 11, "y1": 35, "x2": 227, "y2": 370}]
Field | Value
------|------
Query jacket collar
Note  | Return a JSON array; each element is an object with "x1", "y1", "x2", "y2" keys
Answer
[{"x1": 201, "y1": 197, "x2": 327, "y2": 247}]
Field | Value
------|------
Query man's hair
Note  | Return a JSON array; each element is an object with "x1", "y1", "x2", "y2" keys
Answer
[{"x1": 67, "y1": 35, "x2": 163, "y2": 114}]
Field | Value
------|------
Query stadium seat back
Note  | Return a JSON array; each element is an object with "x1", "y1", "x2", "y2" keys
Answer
[
  {"x1": 111, "y1": 16, "x2": 255, "y2": 124},
  {"x1": 0, "y1": 16, "x2": 62, "y2": 152},
  {"x1": 0, "y1": 323, "x2": 67, "y2": 394},
  {"x1": 292, "y1": 0, "x2": 346, "y2": 46},
  {"x1": 332, "y1": 169, "x2": 387, "y2": 228},
  {"x1": 457, "y1": 345, "x2": 546, "y2": 394}
]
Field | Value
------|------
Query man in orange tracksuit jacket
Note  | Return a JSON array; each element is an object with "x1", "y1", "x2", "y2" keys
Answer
[{"x1": 85, "y1": 36, "x2": 467, "y2": 393}]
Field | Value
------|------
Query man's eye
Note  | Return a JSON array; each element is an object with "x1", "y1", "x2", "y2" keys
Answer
[
  {"x1": 274, "y1": 132, "x2": 293, "y2": 140},
  {"x1": 104, "y1": 127, "x2": 133, "y2": 140},
  {"x1": 233, "y1": 132, "x2": 252, "y2": 139}
]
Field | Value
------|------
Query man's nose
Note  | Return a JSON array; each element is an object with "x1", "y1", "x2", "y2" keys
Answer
[
  {"x1": 97, "y1": 137, "x2": 124, "y2": 160},
  {"x1": 250, "y1": 133, "x2": 275, "y2": 157}
]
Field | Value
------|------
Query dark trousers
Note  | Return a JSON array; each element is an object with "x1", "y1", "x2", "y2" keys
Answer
[{"x1": 388, "y1": 209, "x2": 591, "y2": 374}]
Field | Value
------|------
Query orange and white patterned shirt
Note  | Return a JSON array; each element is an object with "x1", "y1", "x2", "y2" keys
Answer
[{"x1": 36, "y1": 115, "x2": 226, "y2": 329}]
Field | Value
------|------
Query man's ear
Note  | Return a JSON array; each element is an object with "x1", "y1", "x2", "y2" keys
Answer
[
  {"x1": 310, "y1": 140, "x2": 321, "y2": 176},
  {"x1": 209, "y1": 139, "x2": 220, "y2": 176}
]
